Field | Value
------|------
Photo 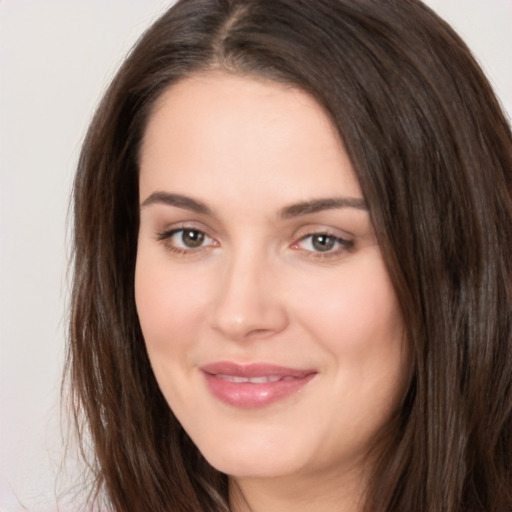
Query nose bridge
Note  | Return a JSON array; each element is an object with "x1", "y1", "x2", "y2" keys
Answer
[{"x1": 210, "y1": 242, "x2": 288, "y2": 340}]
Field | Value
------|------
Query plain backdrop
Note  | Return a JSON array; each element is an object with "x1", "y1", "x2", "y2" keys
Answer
[{"x1": 0, "y1": 1, "x2": 510, "y2": 511}]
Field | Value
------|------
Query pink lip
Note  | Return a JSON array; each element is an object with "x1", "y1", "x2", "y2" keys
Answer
[{"x1": 200, "y1": 361, "x2": 317, "y2": 408}]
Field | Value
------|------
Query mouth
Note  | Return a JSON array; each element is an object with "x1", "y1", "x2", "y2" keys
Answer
[
  {"x1": 200, "y1": 362, "x2": 317, "y2": 408},
  {"x1": 215, "y1": 374, "x2": 297, "y2": 383}
]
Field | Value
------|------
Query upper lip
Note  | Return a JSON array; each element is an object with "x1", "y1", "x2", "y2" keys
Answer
[{"x1": 200, "y1": 361, "x2": 316, "y2": 379}]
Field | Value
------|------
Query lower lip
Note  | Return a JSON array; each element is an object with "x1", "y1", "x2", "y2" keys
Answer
[{"x1": 202, "y1": 372, "x2": 316, "y2": 408}]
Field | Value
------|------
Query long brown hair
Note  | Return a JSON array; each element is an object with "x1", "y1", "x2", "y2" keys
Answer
[{"x1": 67, "y1": 0, "x2": 512, "y2": 510}]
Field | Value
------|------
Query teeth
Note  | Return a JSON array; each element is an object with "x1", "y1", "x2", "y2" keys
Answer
[
  {"x1": 232, "y1": 376, "x2": 250, "y2": 383},
  {"x1": 217, "y1": 374, "x2": 284, "y2": 384},
  {"x1": 251, "y1": 376, "x2": 281, "y2": 383}
]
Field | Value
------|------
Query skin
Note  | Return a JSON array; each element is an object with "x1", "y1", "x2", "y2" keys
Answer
[{"x1": 135, "y1": 72, "x2": 408, "y2": 512}]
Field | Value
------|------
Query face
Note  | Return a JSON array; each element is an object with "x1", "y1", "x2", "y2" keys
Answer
[{"x1": 135, "y1": 72, "x2": 407, "y2": 486}]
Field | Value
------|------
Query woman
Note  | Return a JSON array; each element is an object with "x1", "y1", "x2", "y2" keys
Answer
[{"x1": 67, "y1": 0, "x2": 512, "y2": 510}]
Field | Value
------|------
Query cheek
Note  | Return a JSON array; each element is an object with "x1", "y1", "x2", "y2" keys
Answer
[
  {"x1": 134, "y1": 252, "x2": 214, "y2": 412},
  {"x1": 291, "y1": 256, "x2": 403, "y2": 355},
  {"x1": 134, "y1": 252, "x2": 209, "y2": 354}
]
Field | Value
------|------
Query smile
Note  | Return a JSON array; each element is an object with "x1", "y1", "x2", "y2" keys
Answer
[
  {"x1": 216, "y1": 374, "x2": 299, "y2": 383},
  {"x1": 200, "y1": 362, "x2": 317, "y2": 408}
]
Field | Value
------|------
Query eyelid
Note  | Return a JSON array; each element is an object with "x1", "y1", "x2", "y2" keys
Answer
[
  {"x1": 292, "y1": 232, "x2": 353, "y2": 249},
  {"x1": 155, "y1": 219, "x2": 215, "y2": 240},
  {"x1": 157, "y1": 227, "x2": 212, "y2": 243},
  {"x1": 291, "y1": 224, "x2": 354, "y2": 244}
]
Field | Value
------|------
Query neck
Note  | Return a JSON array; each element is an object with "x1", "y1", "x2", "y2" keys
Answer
[{"x1": 228, "y1": 464, "x2": 368, "y2": 512}]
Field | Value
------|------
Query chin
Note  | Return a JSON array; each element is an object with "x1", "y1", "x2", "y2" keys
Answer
[
  {"x1": 207, "y1": 455, "x2": 304, "y2": 480},
  {"x1": 196, "y1": 431, "x2": 309, "y2": 479}
]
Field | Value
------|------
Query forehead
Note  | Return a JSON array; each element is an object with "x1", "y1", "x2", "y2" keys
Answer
[{"x1": 139, "y1": 72, "x2": 361, "y2": 206}]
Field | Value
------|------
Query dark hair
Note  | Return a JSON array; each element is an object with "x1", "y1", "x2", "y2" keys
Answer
[{"x1": 67, "y1": 0, "x2": 512, "y2": 510}]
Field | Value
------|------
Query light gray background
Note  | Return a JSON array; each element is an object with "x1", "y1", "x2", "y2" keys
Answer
[{"x1": 1, "y1": 1, "x2": 510, "y2": 511}]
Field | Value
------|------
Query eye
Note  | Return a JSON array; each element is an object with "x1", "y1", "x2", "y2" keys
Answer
[
  {"x1": 157, "y1": 227, "x2": 216, "y2": 253},
  {"x1": 308, "y1": 233, "x2": 338, "y2": 252},
  {"x1": 293, "y1": 232, "x2": 354, "y2": 256},
  {"x1": 176, "y1": 229, "x2": 207, "y2": 248}
]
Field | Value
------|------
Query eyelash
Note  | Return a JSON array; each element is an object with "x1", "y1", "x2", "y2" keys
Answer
[{"x1": 156, "y1": 228, "x2": 354, "y2": 259}]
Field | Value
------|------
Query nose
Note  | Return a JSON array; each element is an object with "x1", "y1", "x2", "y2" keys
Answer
[{"x1": 210, "y1": 250, "x2": 289, "y2": 342}]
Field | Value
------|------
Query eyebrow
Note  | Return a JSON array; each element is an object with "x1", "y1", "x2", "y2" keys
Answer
[
  {"x1": 140, "y1": 191, "x2": 367, "y2": 218},
  {"x1": 279, "y1": 197, "x2": 367, "y2": 218},
  {"x1": 140, "y1": 192, "x2": 212, "y2": 215}
]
